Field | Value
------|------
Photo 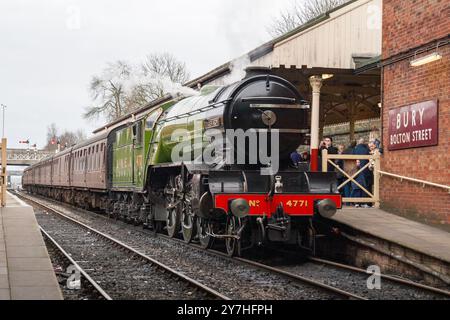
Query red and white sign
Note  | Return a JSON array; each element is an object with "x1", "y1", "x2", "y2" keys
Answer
[
  {"x1": 214, "y1": 194, "x2": 342, "y2": 217},
  {"x1": 388, "y1": 100, "x2": 439, "y2": 151}
]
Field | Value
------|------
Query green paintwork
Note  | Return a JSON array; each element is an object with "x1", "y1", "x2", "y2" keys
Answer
[
  {"x1": 111, "y1": 101, "x2": 174, "y2": 191},
  {"x1": 111, "y1": 86, "x2": 223, "y2": 192}
]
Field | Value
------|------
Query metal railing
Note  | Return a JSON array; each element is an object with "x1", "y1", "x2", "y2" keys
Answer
[
  {"x1": 321, "y1": 149, "x2": 380, "y2": 208},
  {"x1": 7, "y1": 148, "x2": 53, "y2": 161},
  {"x1": 379, "y1": 171, "x2": 450, "y2": 193}
]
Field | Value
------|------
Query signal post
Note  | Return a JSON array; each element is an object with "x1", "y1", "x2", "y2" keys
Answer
[{"x1": 0, "y1": 138, "x2": 6, "y2": 206}]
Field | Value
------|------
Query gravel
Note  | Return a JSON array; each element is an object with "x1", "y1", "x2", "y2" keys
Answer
[
  {"x1": 37, "y1": 210, "x2": 211, "y2": 300},
  {"x1": 44, "y1": 236, "x2": 107, "y2": 300},
  {"x1": 30, "y1": 196, "x2": 344, "y2": 300},
  {"x1": 29, "y1": 193, "x2": 449, "y2": 300},
  {"x1": 258, "y1": 254, "x2": 449, "y2": 300}
]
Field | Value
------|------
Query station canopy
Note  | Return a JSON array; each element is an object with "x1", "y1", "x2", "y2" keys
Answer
[{"x1": 271, "y1": 62, "x2": 381, "y2": 127}]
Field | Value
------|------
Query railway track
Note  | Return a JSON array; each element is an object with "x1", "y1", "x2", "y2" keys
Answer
[
  {"x1": 18, "y1": 192, "x2": 450, "y2": 300},
  {"x1": 159, "y1": 234, "x2": 367, "y2": 300},
  {"x1": 163, "y1": 235, "x2": 450, "y2": 300},
  {"x1": 41, "y1": 227, "x2": 112, "y2": 300},
  {"x1": 25, "y1": 195, "x2": 230, "y2": 300},
  {"x1": 307, "y1": 257, "x2": 450, "y2": 298}
]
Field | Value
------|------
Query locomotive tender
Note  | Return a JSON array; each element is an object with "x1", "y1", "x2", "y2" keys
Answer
[{"x1": 23, "y1": 72, "x2": 341, "y2": 256}]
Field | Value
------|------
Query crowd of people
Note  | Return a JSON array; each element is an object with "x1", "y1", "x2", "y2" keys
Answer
[{"x1": 290, "y1": 136, "x2": 382, "y2": 208}]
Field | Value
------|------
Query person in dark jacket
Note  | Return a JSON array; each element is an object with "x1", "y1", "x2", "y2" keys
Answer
[
  {"x1": 344, "y1": 141, "x2": 357, "y2": 155},
  {"x1": 290, "y1": 151, "x2": 302, "y2": 167},
  {"x1": 353, "y1": 138, "x2": 370, "y2": 171},
  {"x1": 352, "y1": 138, "x2": 370, "y2": 207},
  {"x1": 336, "y1": 144, "x2": 346, "y2": 197},
  {"x1": 320, "y1": 136, "x2": 338, "y2": 172},
  {"x1": 341, "y1": 141, "x2": 357, "y2": 203},
  {"x1": 351, "y1": 160, "x2": 368, "y2": 207}
]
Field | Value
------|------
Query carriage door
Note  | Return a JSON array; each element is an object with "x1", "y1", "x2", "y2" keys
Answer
[
  {"x1": 145, "y1": 108, "x2": 164, "y2": 165},
  {"x1": 132, "y1": 120, "x2": 144, "y2": 187}
]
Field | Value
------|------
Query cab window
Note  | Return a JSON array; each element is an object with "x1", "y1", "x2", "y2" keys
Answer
[
  {"x1": 146, "y1": 108, "x2": 163, "y2": 129},
  {"x1": 134, "y1": 121, "x2": 143, "y2": 145}
]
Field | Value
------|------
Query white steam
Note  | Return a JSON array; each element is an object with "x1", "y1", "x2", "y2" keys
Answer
[
  {"x1": 100, "y1": 60, "x2": 199, "y2": 102},
  {"x1": 123, "y1": 71, "x2": 199, "y2": 98},
  {"x1": 222, "y1": 54, "x2": 252, "y2": 85}
]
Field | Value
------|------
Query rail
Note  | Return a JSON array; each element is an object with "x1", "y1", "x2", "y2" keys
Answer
[
  {"x1": 321, "y1": 149, "x2": 380, "y2": 208},
  {"x1": 379, "y1": 171, "x2": 450, "y2": 193}
]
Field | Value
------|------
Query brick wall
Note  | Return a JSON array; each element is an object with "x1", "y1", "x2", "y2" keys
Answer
[
  {"x1": 382, "y1": 0, "x2": 450, "y2": 226},
  {"x1": 382, "y1": 0, "x2": 450, "y2": 59}
]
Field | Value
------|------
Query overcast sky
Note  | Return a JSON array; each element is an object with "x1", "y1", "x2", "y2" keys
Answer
[{"x1": 1, "y1": 0, "x2": 291, "y2": 149}]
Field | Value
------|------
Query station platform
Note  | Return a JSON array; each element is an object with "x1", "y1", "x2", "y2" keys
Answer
[
  {"x1": 332, "y1": 207, "x2": 450, "y2": 264},
  {"x1": 0, "y1": 192, "x2": 62, "y2": 300}
]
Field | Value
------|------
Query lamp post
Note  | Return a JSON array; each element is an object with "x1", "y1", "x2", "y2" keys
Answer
[{"x1": 0, "y1": 104, "x2": 6, "y2": 138}]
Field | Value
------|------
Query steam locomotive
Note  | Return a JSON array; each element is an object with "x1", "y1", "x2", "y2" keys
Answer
[{"x1": 23, "y1": 71, "x2": 341, "y2": 256}]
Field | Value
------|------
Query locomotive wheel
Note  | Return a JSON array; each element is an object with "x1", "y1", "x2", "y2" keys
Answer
[
  {"x1": 225, "y1": 216, "x2": 242, "y2": 257},
  {"x1": 297, "y1": 224, "x2": 316, "y2": 255},
  {"x1": 181, "y1": 182, "x2": 197, "y2": 243},
  {"x1": 306, "y1": 226, "x2": 316, "y2": 256},
  {"x1": 154, "y1": 221, "x2": 164, "y2": 234},
  {"x1": 165, "y1": 176, "x2": 181, "y2": 238},
  {"x1": 181, "y1": 210, "x2": 196, "y2": 243},
  {"x1": 196, "y1": 217, "x2": 212, "y2": 249},
  {"x1": 166, "y1": 205, "x2": 181, "y2": 238}
]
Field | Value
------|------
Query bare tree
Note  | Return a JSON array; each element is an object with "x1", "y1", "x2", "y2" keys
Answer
[
  {"x1": 83, "y1": 60, "x2": 132, "y2": 122},
  {"x1": 44, "y1": 123, "x2": 86, "y2": 151},
  {"x1": 269, "y1": 0, "x2": 350, "y2": 37},
  {"x1": 142, "y1": 52, "x2": 190, "y2": 84},
  {"x1": 59, "y1": 129, "x2": 86, "y2": 149},
  {"x1": 127, "y1": 53, "x2": 191, "y2": 109},
  {"x1": 46, "y1": 123, "x2": 58, "y2": 149},
  {"x1": 84, "y1": 53, "x2": 191, "y2": 122}
]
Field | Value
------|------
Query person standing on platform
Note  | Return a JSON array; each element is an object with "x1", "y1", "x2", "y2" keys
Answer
[
  {"x1": 336, "y1": 144, "x2": 346, "y2": 197},
  {"x1": 290, "y1": 151, "x2": 302, "y2": 168},
  {"x1": 301, "y1": 151, "x2": 310, "y2": 163},
  {"x1": 351, "y1": 160, "x2": 369, "y2": 208},
  {"x1": 319, "y1": 136, "x2": 338, "y2": 172},
  {"x1": 352, "y1": 138, "x2": 370, "y2": 208},
  {"x1": 342, "y1": 141, "x2": 357, "y2": 205},
  {"x1": 367, "y1": 140, "x2": 381, "y2": 207}
]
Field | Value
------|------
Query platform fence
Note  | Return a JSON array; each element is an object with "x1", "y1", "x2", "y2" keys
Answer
[{"x1": 321, "y1": 149, "x2": 380, "y2": 208}]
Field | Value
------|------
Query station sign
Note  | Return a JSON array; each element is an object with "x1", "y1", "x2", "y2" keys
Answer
[{"x1": 388, "y1": 100, "x2": 438, "y2": 151}]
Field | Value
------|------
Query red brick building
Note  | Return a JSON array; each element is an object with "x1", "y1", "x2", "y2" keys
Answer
[{"x1": 381, "y1": 0, "x2": 449, "y2": 226}]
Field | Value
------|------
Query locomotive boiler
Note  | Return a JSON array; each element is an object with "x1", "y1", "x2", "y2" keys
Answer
[{"x1": 23, "y1": 70, "x2": 341, "y2": 256}]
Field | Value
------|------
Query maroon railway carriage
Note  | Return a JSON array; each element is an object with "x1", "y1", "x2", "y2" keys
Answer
[{"x1": 24, "y1": 132, "x2": 109, "y2": 208}]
